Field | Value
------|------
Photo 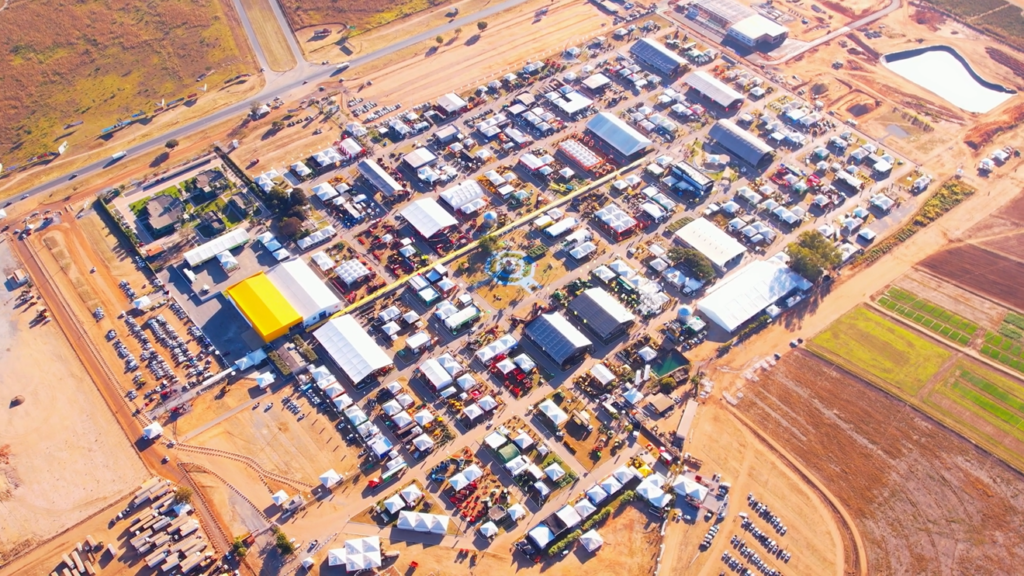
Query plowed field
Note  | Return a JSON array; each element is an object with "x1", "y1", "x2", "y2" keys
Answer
[
  {"x1": 738, "y1": 351, "x2": 1024, "y2": 575},
  {"x1": 920, "y1": 244, "x2": 1024, "y2": 311}
]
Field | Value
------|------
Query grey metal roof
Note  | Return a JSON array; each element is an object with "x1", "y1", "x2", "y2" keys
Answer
[
  {"x1": 357, "y1": 159, "x2": 403, "y2": 196},
  {"x1": 568, "y1": 288, "x2": 636, "y2": 340},
  {"x1": 586, "y1": 113, "x2": 652, "y2": 156},
  {"x1": 525, "y1": 313, "x2": 593, "y2": 365},
  {"x1": 684, "y1": 71, "x2": 744, "y2": 108},
  {"x1": 708, "y1": 120, "x2": 773, "y2": 168},
  {"x1": 629, "y1": 39, "x2": 686, "y2": 75},
  {"x1": 693, "y1": 0, "x2": 755, "y2": 25}
]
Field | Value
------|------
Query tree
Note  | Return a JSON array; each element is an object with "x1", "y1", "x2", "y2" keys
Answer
[
  {"x1": 454, "y1": 27, "x2": 463, "y2": 36},
  {"x1": 666, "y1": 247, "x2": 715, "y2": 281},
  {"x1": 173, "y1": 486, "x2": 193, "y2": 505},
  {"x1": 278, "y1": 217, "x2": 303, "y2": 238},
  {"x1": 477, "y1": 21, "x2": 488, "y2": 31},
  {"x1": 271, "y1": 120, "x2": 285, "y2": 131},
  {"x1": 785, "y1": 230, "x2": 841, "y2": 282},
  {"x1": 232, "y1": 537, "x2": 249, "y2": 558},
  {"x1": 274, "y1": 529, "x2": 295, "y2": 556},
  {"x1": 290, "y1": 187, "x2": 309, "y2": 208},
  {"x1": 165, "y1": 138, "x2": 179, "y2": 149},
  {"x1": 478, "y1": 234, "x2": 500, "y2": 255},
  {"x1": 436, "y1": 35, "x2": 444, "y2": 44},
  {"x1": 249, "y1": 101, "x2": 261, "y2": 115},
  {"x1": 266, "y1": 186, "x2": 291, "y2": 213}
]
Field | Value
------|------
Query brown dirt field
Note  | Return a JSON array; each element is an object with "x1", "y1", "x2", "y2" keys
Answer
[
  {"x1": 0, "y1": 241, "x2": 148, "y2": 563},
  {"x1": 920, "y1": 244, "x2": 1024, "y2": 311},
  {"x1": 350, "y1": 0, "x2": 614, "y2": 109},
  {"x1": 978, "y1": 231, "x2": 1024, "y2": 261},
  {"x1": 892, "y1": 268, "x2": 1008, "y2": 329},
  {"x1": 0, "y1": 0, "x2": 255, "y2": 159},
  {"x1": 659, "y1": 403, "x2": 845, "y2": 576},
  {"x1": 737, "y1": 350, "x2": 1024, "y2": 576},
  {"x1": 187, "y1": 393, "x2": 364, "y2": 491},
  {"x1": 238, "y1": 0, "x2": 297, "y2": 71}
]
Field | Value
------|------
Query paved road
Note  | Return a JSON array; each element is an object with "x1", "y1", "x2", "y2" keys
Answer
[
  {"x1": 266, "y1": 0, "x2": 306, "y2": 66},
  {"x1": 230, "y1": 0, "x2": 273, "y2": 73},
  {"x1": 5, "y1": 0, "x2": 534, "y2": 209}
]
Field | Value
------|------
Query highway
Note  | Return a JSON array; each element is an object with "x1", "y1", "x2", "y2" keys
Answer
[
  {"x1": 774, "y1": 0, "x2": 902, "y2": 64},
  {"x1": 5, "y1": 0, "x2": 535, "y2": 207}
]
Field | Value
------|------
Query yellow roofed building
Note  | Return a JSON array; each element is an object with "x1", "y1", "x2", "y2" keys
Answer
[{"x1": 225, "y1": 273, "x2": 302, "y2": 342}]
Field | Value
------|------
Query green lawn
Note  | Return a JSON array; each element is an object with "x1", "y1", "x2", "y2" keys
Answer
[
  {"x1": 811, "y1": 306, "x2": 952, "y2": 396},
  {"x1": 128, "y1": 196, "x2": 152, "y2": 216}
]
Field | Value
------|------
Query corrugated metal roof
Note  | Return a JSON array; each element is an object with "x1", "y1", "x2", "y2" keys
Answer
[
  {"x1": 684, "y1": 71, "x2": 744, "y2": 108},
  {"x1": 357, "y1": 159, "x2": 403, "y2": 196},
  {"x1": 568, "y1": 288, "x2": 636, "y2": 340},
  {"x1": 525, "y1": 313, "x2": 593, "y2": 365},
  {"x1": 708, "y1": 119, "x2": 773, "y2": 167},
  {"x1": 629, "y1": 38, "x2": 686, "y2": 74},
  {"x1": 586, "y1": 112, "x2": 652, "y2": 156}
]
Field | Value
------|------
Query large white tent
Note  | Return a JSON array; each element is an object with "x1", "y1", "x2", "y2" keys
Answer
[
  {"x1": 671, "y1": 475, "x2": 710, "y2": 503},
  {"x1": 183, "y1": 228, "x2": 249, "y2": 267},
  {"x1": 335, "y1": 259, "x2": 372, "y2": 286},
  {"x1": 340, "y1": 536, "x2": 382, "y2": 571},
  {"x1": 396, "y1": 511, "x2": 450, "y2": 534},
  {"x1": 674, "y1": 217, "x2": 747, "y2": 271},
  {"x1": 266, "y1": 259, "x2": 342, "y2": 327},
  {"x1": 420, "y1": 358, "x2": 454, "y2": 389},
  {"x1": 440, "y1": 180, "x2": 486, "y2": 211},
  {"x1": 475, "y1": 335, "x2": 518, "y2": 363},
  {"x1": 697, "y1": 258, "x2": 811, "y2": 332},
  {"x1": 314, "y1": 315, "x2": 394, "y2": 384},
  {"x1": 400, "y1": 198, "x2": 458, "y2": 238}
]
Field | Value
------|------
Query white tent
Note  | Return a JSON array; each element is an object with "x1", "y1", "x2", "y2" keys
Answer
[
  {"x1": 544, "y1": 463, "x2": 566, "y2": 481},
  {"x1": 314, "y1": 315, "x2": 394, "y2": 384},
  {"x1": 538, "y1": 399, "x2": 568, "y2": 426},
  {"x1": 574, "y1": 498, "x2": 597, "y2": 518},
  {"x1": 396, "y1": 393, "x2": 415, "y2": 408},
  {"x1": 255, "y1": 371, "x2": 275, "y2": 389},
  {"x1": 478, "y1": 395, "x2": 498, "y2": 411},
  {"x1": 333, "y1": 394, "x2": 354, "y2": 410},
  {"x1": 413, "y1": 410, "x2": 434, "y2": 426},
  {"x1": 412, "y1": 433, "x2": 435, "y2": 452},
  {"x1": 590, "y1": 363, "x2": 616, "y2": 385},
  {"x1": 508, "y1": 503, "x2": 527, "y2": 521},
  {"x1": 623, "y1": 388, "x2": 645, "y2": 405},
  {"x1": 448, "y1": 472, "x2": 472, "y2": 491},
  {"x1": 513, "y1": 432, "x2": 534, "y2": 450},
  {"x1": 327, "y1": 549, "x2": 346, "y2": 566},
  {"x1": 638, "y1": 346, "x2": 657, "y2": 362},
  {"x1": 586, "y1": 484, "x2": 609, "y2": 504},
  {"x1": 381, "y1": 399, "x2": 403, "y2": 416},
  {"x1": 478, "y1": 521, "x2": 499, "y2": 538},
  {"x1": 528, "y1": 525, "x2": 555, "y2": 548},
  {"x1": 400, "y1": 483, "x2": 424, "y2": 505},
  {"x1": 142, "y1": 422, "x2": 163, "y2": 440},
  {"x1": 272, "y1": 490, "x2": 289, "y2": 505},
  {"x1": 462, "y1": 404, "x2": 484, "y2": 421},
  {"x1": 383, "y1": 493, "x2": 406, "y2": 514},
  {"x1": 335, "y1": 259, "x2": 372, "y2": 286},
  {"x1": 310, "y1": 365, "x2": 332, "y2": 382},
  {"x1": 401, "y1": 198, "x2": 458, "y2": 238},
  {"x1": 555, "y1": 504, "x2": 583, "y2": 529},
  {"x1": 391, "y1": 411, "x2": 413, "y2": 429},
  {"x1": 345, "y1": 406, "x2": 369, "y2": 426},
  {"x1": 599, "y1": 475, "x2": 623, "y2": 496},
  {"x1": 506, "y1": 455, "x2": 530, "y2": 476},
  {"x1": 324, "y1": 383, "x2": 345, "y2": 398},
  {"x1": 671, "y1": 476, "x2": 709, "y2": 503},
  {"x1": 463, "y1": 464, "x2": 483, "y2": 481},
  {"x1": 342, "y1": 536, "x2": 381, "y2": 571},
  {"x1": 420, "y1": 358, "x2": 454, "y2": 389},
  {"x1": 612, "y1": 466, "x2": 639, "y2": 484},
  {"x1": 475, "y1": 335, "x2": 518, "y2": 363},
  {"x1": 397, "y1": 511, "x2": 450, "y2": 534},
  {"x1": 534, "y1": 480, "x2": 552, "y2": 496},
  {"x1": 133, "y1": 295, "x2": 153, "y2": 310},
  {"x1": 313, "y1": 182, "x2": 339, "y2": 201},
  {"x1": 301, "y1": 557, "x2": 314, "y2": 569},
  {"x1": 319, "y1": 469, "x2": 342, "y2": 488},
  {"x1": 580, "y1": 529, "x2": 604, "y2": 552}
]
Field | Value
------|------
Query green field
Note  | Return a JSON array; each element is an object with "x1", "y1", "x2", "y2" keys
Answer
[
  {"x1": 877, "y1": 287, "x2": 977, "y2": 346},
  {"x1": 924, "y1": 362, "x2": 1024, "y2": 471},
  {"x1": 810, "y1": 306, "x2": 951, "y2": 396}
]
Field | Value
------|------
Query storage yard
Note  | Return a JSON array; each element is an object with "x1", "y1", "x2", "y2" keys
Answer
[{"x1": 8, "y1": 0, "x2": 1024, "y2": 574}]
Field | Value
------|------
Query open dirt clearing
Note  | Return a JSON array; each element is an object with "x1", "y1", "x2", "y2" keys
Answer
[
  {"x1": 738, "y1": 350, "x2": 1024, "y2": 576},
  {"x1": 920, "y1": 244, "x2": 1024, "y2": 312},
  {"x1": 351, "y1": 0, "x2": 614, "y2": 108},
  {"x1": 239, "y1": 0, "x2": 297, "y2": 71},
  {"x1": 660, "y1": 403, "x2": 846, "y2": 576},
  {"x1": 0, "y1": 0, "x2": 254, "y2": 159},
  {"x1": 0, "y1": 242, "x2": 147, "y2": 564}
]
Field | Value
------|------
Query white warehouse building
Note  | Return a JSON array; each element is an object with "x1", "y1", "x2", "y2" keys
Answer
[{"x1": 697, "y1": 257, "x2": 811, "y2": 333}]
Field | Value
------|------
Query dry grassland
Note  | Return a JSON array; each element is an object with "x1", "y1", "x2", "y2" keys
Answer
[
  {"x1": 0, "y1": 0, "x2": 253, "y2": 159},
  {"x1": 238, "y1": 0, "x2": 297, "y2": 71},
  {"x1": 282, "y1": 0, "x2": 446, "y2": 32}
]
